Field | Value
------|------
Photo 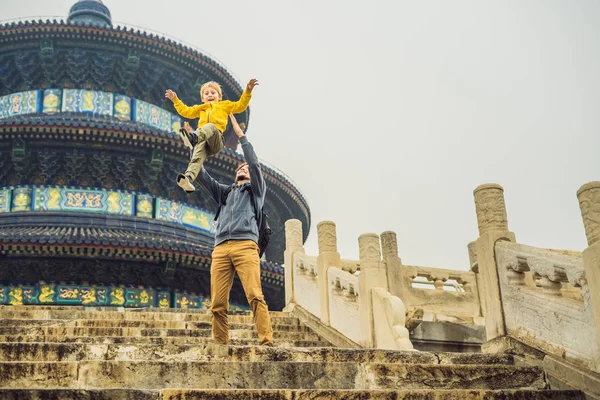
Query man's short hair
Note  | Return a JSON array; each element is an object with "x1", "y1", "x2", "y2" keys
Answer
[{"x1": 236, "y1": 162, "x2": 248, "y2": 173}]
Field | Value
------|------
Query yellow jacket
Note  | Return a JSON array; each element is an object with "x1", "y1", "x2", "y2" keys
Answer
[{"x1": 172, "y1": 90, "x2": 251, "y2": 133}]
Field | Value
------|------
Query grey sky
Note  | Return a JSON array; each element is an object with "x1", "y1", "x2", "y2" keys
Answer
[{"x1": 2, "y1": 0, "x2": 599, "y2": 270}]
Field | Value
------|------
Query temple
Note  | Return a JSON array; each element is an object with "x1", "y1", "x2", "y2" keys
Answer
[{"x1": 0, "y1": 0, "x2": 310, "y2": 310}]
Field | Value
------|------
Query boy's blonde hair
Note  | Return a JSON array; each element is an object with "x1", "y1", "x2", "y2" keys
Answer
[{"x1": 200, "y1": 81, "x2": 223, "y2": 101}]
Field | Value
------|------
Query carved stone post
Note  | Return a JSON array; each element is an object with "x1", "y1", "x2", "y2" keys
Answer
[
  {"x1": 473, "y1": 184, "x2": 516, "y2": 341},
  {"x1": 578, "y1": 181, "x2": 600, "y2": 353},
  {"x1": 317, "y1": 221, "x2": 341, "y2": 325},
  {"x1": 468, "y1": 241, "x2": 486, "y2": 319},
  {"x1": 284, "y1": 219, "x2": 304, "y2": 309},
  {"x1": 381, "y1": 231, "x2": 406, "y2": 300},
  {"x1": 358, "y1": 233, "x2": 388, "y2": 347}
]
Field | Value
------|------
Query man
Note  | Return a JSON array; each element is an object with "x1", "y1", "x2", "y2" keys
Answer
[{"x1": 196, "y1": 113, "x2": 273, "y2": 346}]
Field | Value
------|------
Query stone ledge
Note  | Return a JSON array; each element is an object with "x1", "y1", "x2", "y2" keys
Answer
[
  {"x1": 0, "y1": 361, "x2": 546, "y2": 390},
  {"x1": 484, "y1": 336, "x2": 600, "y2": 399},
  {"x1": 0, "y1": 335, "x2": 331, "y2": 347},
  {"x1": 0, "y1": 389, "x2": 584, "y2": 400},
  {"x1": 0, "y1": 309, "x2": 300, "y2": 323},
  {"x1": 288, "y1": 304, "x2": 360, "y2": 349}
]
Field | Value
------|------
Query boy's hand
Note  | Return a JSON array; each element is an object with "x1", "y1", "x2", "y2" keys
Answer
[
  {"x1": 246, "y1": 79, "x2": 259, "y2": 92},
  {"x1": 229, "y1": 113, "x2": 245, "y2": 138},
  {"x1": 183, "y1": 121, "x2": 193, "y2": 133},
  {"x1": 165, "y1": 89, "x2": 178, "y2": 101}
]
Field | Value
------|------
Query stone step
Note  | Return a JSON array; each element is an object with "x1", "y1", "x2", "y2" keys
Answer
[
  {"x1": 0, "y1": 361, "x2": 547, "y2": 390},
  {"x1": 0, "y1": 318, "x2": 312, "y2": 332},
  {"x1": 0, "y1": 335, "x2": 331, "y2": 347},
  {"x1": 0, "y1": 389, "x2": 585, "y2": 400},
  {"x1": 0, "y1": 326, "x2": 321, "y2": 341},
  {"x1": 0, "y1": 342, "x2": 515, "y2": 364},
  {"x1": 0, "y1": 305, "x2": 289, "y2": 318},
  {"x1": 0, "y1": 309, "x2": 299, "y2": 324}
]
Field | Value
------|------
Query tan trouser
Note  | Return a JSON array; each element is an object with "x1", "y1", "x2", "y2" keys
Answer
[
  {"x1": 185, "y1": 123, "x2": 224, "y2": 181},
  {"x1": 210, "y1": 239, "x2": 273, "y2": 346}
]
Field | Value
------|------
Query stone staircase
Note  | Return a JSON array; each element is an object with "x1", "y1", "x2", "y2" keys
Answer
[{"x1": 0, "y1": 306, "x2": 584, "y2": 399}]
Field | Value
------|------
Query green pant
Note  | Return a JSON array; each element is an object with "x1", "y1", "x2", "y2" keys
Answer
[{"x1": 185, "y1": 123, "x2": 224, "y2": 181}]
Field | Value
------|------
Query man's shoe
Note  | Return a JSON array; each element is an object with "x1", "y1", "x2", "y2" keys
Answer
[
  {"x1": 178, "y1": 128, "x2": 197, "y2": 150},
  {"x1": 177, "y1": 174, "x2": 195, "y2": 193}
]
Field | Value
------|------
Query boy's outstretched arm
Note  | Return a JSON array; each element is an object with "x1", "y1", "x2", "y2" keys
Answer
[
  {"x1": 229, "y1": 113, "x2": 266, "y2": 199},
  {"x1": 229, "y1": 79, "x2": 258, "y2": 114},
  {"x1": 165, "y1": 89, "x2": 208, "y2": 119}
]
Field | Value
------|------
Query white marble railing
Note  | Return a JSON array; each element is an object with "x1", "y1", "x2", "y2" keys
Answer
[
  {"x1": 495, "y1": 241, "x2": 598, "y2": 370},
  {"x1": 372, "y1": 287, "x2": 414, "y2": 350},
  {"x1": 293, "y1": 252, "x2": 320, "y2": 319},
  {"x1": 340, "y1": 259, "x2": 360, "y2": 274},
  {"x1": 328, "y1": 266, "x2": 360, "y2": 344},
  {"x1": 401, "y1": 265, "x2": 482, "y2": 322},
  {"x1": 499, "y1": 243, "x2": 586, "y2": 298},
  {"x1": 285, "y1": 220, "x2": 413, "y2": 350},
  {"x1": 380, "y1": 229, "x2": 483, "y2": 324},
  {"x1": 468, "y1": 181, "x2": 600, "y2": 376}
]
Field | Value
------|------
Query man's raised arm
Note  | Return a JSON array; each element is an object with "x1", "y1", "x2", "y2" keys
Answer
[
  {"x1": 228, "y1": 114, "x2": 266, "y2": 200},
  {"x1": 197, "y1": 167, "x2": 228, "y2": 205}
]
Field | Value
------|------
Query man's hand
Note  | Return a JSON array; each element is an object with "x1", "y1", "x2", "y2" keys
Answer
[
  {"x1": 165, "y1": 89, "x2": 178, "y2": 101},
  {"x1": 183, "y1": 121, "x2": 193, "y2": 133},
  {"x1": 246, "y1": 79, "x2": 259, "y2": 92},
  {"x1": 229, "y1": 113, "x2": 245, "y2": 138}
]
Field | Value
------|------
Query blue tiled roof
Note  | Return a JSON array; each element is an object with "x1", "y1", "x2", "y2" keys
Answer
[{"x1": 0, "y1": 219, "x2": 285, "y2": 278}]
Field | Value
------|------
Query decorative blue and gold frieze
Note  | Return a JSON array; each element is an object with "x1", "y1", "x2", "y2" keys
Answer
[
  {"x1": 133, "y1": 99, "x2": 179, "y2": 132},
  {"x1": 0, "y1": 282, "x2": 248, "y2": 310},
  {"x1": 113, "y1": 94, "x2": 132, "y2": 120},
  {"x1": 0, "y1": 90, "x2": 41, "y2": 118},
  {"x1": 1, "y1": 88, "x2": 183, "y2": 134},
  {"x1": 174, "y1": 292, "x2": 209, "y2": 309},
  {"x1": 2, "y1": 186, "x2": 214, "y2": 234},
  {"x1": 135, "y1": 194, "x2": 154, "y2": 218},
  {"x1": 11, "y1": 187, "x2": 33, "y2": 212},
  {"x1": 157, "y1": 290, "x2": 171, "y2": 309},
  {"x1": 33, "y1": 187, "x2": 135, "y2": 216},
  {"x1": 156, "y1": 198, "x2": 215, "y2": 233},
  {"x1": 62, "y1": 89, "x2": 114, "y2": 115},
  {"x1": 171, "y1": 114, "x2": 182, "y2": 133},
  {"x1": 42, "y1": 89, "x2": 62, "y2": 114},
  {"x1": 0, "y1": 188, "x2": 11, "y2": 213}
]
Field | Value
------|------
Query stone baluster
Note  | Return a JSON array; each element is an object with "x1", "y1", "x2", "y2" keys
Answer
[
  {"x1": 473, "y1": 184, "x2": 516, "y2": 341},
  {"x1": 316, "y1": 221, "x2": 341, "y2": 325},
  {"x1": 381, "y1": 231, "x2": 406, "y2": 300},
  {"x1": 284, "y1": 219, "x2": 304, "y2": 309},
  {"x1": 505, "y1": 256, "x2": 529, "y2": 286},
  {"x1": 428, "y1": 272, "x2": 449, "y2": 290},
  {"x1": 468, "y1": 241, "x2": 487, "y2": 319},
  {"x1": 358, "y1": 233, "x2": 388, "y2": 347},
  {"x1": 578, "y1": 182, "x2": 600, "y2": 352}
]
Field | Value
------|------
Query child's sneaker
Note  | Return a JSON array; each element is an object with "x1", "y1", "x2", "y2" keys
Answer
[
  {"x1": 177, "y1": 174, "x2": 195, "y2": 193},
  {"x1": 178, "y1": 128, "x2": 198, "y2": 150}
]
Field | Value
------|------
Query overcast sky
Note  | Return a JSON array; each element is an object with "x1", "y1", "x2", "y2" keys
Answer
[{"x1": 2, "y1": 0, "x2": 599, "y2": 271}]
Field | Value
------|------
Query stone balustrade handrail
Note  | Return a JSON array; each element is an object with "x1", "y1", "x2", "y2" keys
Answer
[
  {"x1": 496, "y1": 241, "x2": 586, "y2": 295},
  {"x1": 294, "y1": 252, "x2": 318, "y2": 279},
  {"x1": 406, "y1": 265, "x2": 477, "y2": 289},
  {"x1": 284, "y1": 219, "x2": 414, "y2": 350},
  {"x1": 329, "y1": 266, "x2": 359, "y2": 300},
  {"x1": 340, "y1": 259, "x2": 360, "y2": 274}
]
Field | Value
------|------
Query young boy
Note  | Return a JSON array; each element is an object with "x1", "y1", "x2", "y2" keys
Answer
[{"x1": 164, "y1": 78, "x2": 258, "y2": 192}]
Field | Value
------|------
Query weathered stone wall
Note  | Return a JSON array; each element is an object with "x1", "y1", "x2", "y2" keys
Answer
[{"x1": 495, "y1": 241, "x2": 598, "y2": 371}]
